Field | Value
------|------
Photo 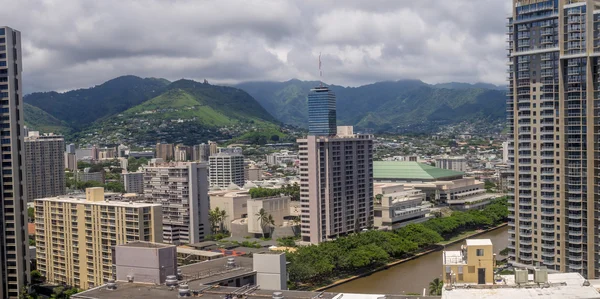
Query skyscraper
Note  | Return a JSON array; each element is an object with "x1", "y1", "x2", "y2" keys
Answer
[
  {"x1": 507, "y1": 0, "x2": 600, "y2": 278},
  {"x1": 0, "y1": 26, "x2": 29, "y2": 298},
  {"x1": 308, "y1": 86, "x2": 337, "y2": 136},
  {"x1": 209, "y1": 150, "x2": 245, "y2": 188},
  {"x1": 300, "y1": 84, "x2": 374, "y2": 244},
  {"x1": 155, "y1": 142, "x2": 174, "y2": 161},
  {"x1": 24, "y1": 132, "x2": 66, "y2": 200},
  {"x1": 143, "y1": 161, "x2": 210, "y2": 244}
]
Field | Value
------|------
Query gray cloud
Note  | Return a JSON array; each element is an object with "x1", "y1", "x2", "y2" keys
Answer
[{"x1": 3, "y1": 0, "x2": 511, "y2": 93}]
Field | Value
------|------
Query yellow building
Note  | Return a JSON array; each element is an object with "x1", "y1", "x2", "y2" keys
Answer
[
  {"x1": 35, "y1": 187, "x2": 163, "y2": 289},
  {"x1": 442, "y1": 239, "x2": 494, "y2": 285}
]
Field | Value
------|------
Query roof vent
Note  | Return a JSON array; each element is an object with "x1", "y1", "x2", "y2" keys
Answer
[
  {"x1": 176, "y1": 268, "x2": 183, "y2": 279},
  {"x1": 127, "y1": 275, "x2": 134, "y2": 283},
  {"x1": 165, "y1": 275, "x2": 178, "y2": 287},
  {"x1": 534, "y1": 268, "x2": 548, "y2": 284},
  {"x1": 583, "y1": 279, "x2": 591, "y2": 287},
  {"x1": 178, "y1": 284, "x2": 190, "y2": 297},
  {"x1": 106, "y1": 279, "x2": 117, "y2": 290},
  {"x1": 272, "y1": 291, "x2": 284, "y2": 299},
  {"x1": 226, "y1": 257, "x2": 236, "y2": 268}
]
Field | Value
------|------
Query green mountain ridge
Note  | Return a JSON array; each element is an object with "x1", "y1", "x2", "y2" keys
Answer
[
  {"x1": 234, "y1": 79, "x2": 506, "y2": 132},
  {"x1": 24, "y1": 76, "x2": 282, "y2": 145}
]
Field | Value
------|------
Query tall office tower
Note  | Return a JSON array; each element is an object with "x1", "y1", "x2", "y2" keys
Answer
[
  {"x1": 209, "y1": 151, "x2": 245, "y2": 188},
  {"x1": 308, "y1": 86, "x2": 337, "y2": 136},
  {"x1": 208, "y1": 140, "x2": 218, "y2": 155},
  {"x1": 143, "y1": 161, "x2": 210, "y2": 244},
  {"x1": 0, "y1": 26, "x2": 29, "y2": 298},
  {"x1": 35, "y1": 187, "x2": 162, "y2": 289},
  {"x1": 66, "y1": 143, "x2": 75, "y2": 154},
  {"x1": 155, "y1": 142, "x2": 174, "y2": 161},
  {"x1": 298, "y1": 125, "x2": 373, "y2": 244},
  {"x1": 122, "y1": 171, "x2": 144, "y2": 194},
  {"x1": 174, "y1": 144, "x2": 191, "y2": 161},
  {"x1": 193, "y1": 143, "x2": 210, "y2": 161},
  {"x1": 24, "y1": 132, "x2": 66, "y2": 200},
  {"x1": 507, "y1": 0, "x2": 600, "y2": 278}
]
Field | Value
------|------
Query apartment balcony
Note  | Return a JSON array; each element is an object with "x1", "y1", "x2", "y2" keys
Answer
[
  {"x1": 541, "y1": 226, "x2": 555, "y2": 233},
  {"x1": 568, "y1": 263, "x2": 584, "y2": 270},
  {"x1": 541, "y1": 243, "x2": 554, "y2": 250}
]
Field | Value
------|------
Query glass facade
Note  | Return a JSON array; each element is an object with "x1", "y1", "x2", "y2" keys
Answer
[{"x1": 308, "y1": 86, "x2": 336, "y2": 136}]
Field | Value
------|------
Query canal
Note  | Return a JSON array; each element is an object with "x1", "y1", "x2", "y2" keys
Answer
[{"x1": 326, "y1": 225, "x2": 509, "y2": 295}]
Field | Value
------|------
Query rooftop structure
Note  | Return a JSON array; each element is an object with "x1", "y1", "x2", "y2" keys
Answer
[
  {"x1": 442, "y1": 238, "x2": 494, "y2": 285},
  {"x1": 374, "y1": 161, "x2": 464, "y2": 181}
]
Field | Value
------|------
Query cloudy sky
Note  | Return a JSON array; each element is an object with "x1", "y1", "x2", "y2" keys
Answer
[{"x1": 4, "y1": 0, "x2": 512, "y2": 93}]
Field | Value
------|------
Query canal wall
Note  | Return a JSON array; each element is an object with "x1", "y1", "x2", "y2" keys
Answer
[{"x1": 315, "y1": 223, "x2": 508, "y2": 292}]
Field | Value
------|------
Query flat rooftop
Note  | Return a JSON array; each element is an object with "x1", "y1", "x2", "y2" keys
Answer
[
  {"x1": 35, "y1": 195, "x2": 161, "y2": 208},
  {"x1": 119, "y1": 242, "x2": 175, "y2": 249},
  {"x1": 374, "y1": 161, "x2": 464, "y2": 180},
  {"x1": 73, "y1": 283, "x2": 441, "y2": 299},
  {"x1": 178, "y1": 256, "x2": 255, "y2": 284},
  {"x1": 465, "y1": 239, "x2": 492, "y2": 246},
  {"x1": 442, "y1": 273, "x2": 600, "y2": 299},
  {"x1": 177, "y1": 246, "x2": 223, "y2": 257}
]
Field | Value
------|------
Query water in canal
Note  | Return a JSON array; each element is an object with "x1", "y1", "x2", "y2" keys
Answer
[{"x1": 326, "y1": 226, "x2": 509, "y2": 295}]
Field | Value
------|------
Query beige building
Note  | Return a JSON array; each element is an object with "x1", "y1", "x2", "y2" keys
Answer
[
  {"x1": 506, "y1": 0, "x2": 600, "y2": 277},
  {"x1": 155, "y1": 143, "x2": 174, "y2": 161},
  {"x1": 174, "y1": 144, "x2": 192, "y2": 161},
  {"x1": 247, "y1": 195, "x2": 291, "y2": 235},
  {"x1": 435, "y1": 156, "x2": 468, "y2": 172},
  {"x1": 24, "y1": 132, "x2": 65, "y2": 200},
  {"x1": 298, "y1": 126, "x2": 374, "y2": 244},
  {"x1": 208, "y1": 140, "x2": 218, "y2": 156},
  {"x1": 35, "y1": 187, "x2": 162, "y2": 290},
  {"x1": 98, "y1": 147, "x2": 116, "y2": 160},
  {"x1": 442, "y1": 239, "x2": 494, "y2": 285},
  {"x1": 373, "y1": 183, "x2": 431, "y2": 230},
  {"x1": 64, "y1": 152, "x2": 77, "y2": 172},
  {"x1": 143, "y1": 161, "x2": 210, "y2": 244},
  {"x1": 209, "y1": 190, "x2": 250, "y2": 232},
  {"x1": 0, "y1": 26, "x2": 29, "y2": 298}
]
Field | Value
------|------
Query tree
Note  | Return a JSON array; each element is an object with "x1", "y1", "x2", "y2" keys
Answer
[
  {"x1": 375, "y1": 194, "x2": 383, "y2": 205},
  {"x1": 30, "y1": 270, "x2": 45, "y2": 284},
  {"x1": 271, "y1": 135, "x2": 280, "y2": 142},
  {"x1": 218, "y1": 208, "x2": 227, "y2": 233},
  {"x1": 256, "y1": 208, "x2": 274, "y2": 238},
  {"x1": 28, "y1": 207, "x2": 34, "y2": 223},
  {"x1": 429, "y1": 278, "x2": 443, "y2": 295}
]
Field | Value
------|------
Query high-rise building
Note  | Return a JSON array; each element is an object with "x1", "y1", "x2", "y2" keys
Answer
[
  {"x1": 64, "y1": 152, "x2": 77, "y2": 172},
  {"x1": 209, "y1": 151, "x2": 245, "y2": 188},
  {"x1": 435, "y1": 156, "x2": 468, "y2": 172},
  {"x1": 507, "y1": 0, "x2": 600, "y2": 278},
  {"x1": 66, "y1": 143, "x2": 76, "y2": 154},
  {"x1": 143, "y1": 161, "x2": 210, "y2": 244},
  {"x1": 24, "y1": 132, "x2": 65, "y2": 200},
  {"x1": 193, "y1": 143, "x2": 210, "y2": 161},
  {"x1": 155, "y1": 142, "x2": 174, "y2": 161},
  {"x1": 91, "y1": 144, "x2": 99, "y2": 161},
  {"x1": 208, "y1": 140, "x2": 218, "y2": 156},
  {"x1": 0, "y1": 26, "x2": 29, "y2": 298},
  {"x1": 122, "y1": 171, "x2": 144, "y2": 194},
  {"x1": 298, "y1": 124, "x2": 373, "y2": 244},
  {"x1": 35, "y1": 187, "x2": 162, "y2": 289},
  {"x1": 174, "y1": 144, "x2": 191, "y2": 161},
  {"x1": 308, "y1": 86, "x2": 337, "y2": 136}
]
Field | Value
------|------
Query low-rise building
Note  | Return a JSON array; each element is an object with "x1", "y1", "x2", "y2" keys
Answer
[
  {"x1": 373, "y1": 183, "x2": 431, "y2": 230},
  {"x1": 209, "y1": 190, "x2": 250, "y2": 232},
  {"x1": 435, "y1": 156, "x2": 468, "y2": 172},
  {"x1": 114, "y1": 242, "x2": 176, "y2": 285},
  {"x1": 442, "y1": 239, "x2": 494, "y2": 285},
  {"x1": 247, "y1": 195, "x2": 291, "y2": 235},
  {"x1": 265, "y1": 150, "x2": 298, "y2": 166},
  {"x1": 176, "y1": 246, "x2": 224, "y2": 265}
]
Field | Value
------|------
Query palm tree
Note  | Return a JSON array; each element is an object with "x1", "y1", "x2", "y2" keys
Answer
[
  {"x1": 218, "y1": 208, "x2": 227, "y2": 233},
  {"x1": 429, "y1": 278, "x2": 443, "y2": 295},
  {"x1": 256, "y1": 208, "x2": 275, "y2": 238},
  {"x1": 208, "y1": 208, "x2": 220, "y2": 234}
]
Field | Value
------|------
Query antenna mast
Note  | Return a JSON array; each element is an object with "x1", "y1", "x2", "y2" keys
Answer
[{"x1": 319, "y1": 52, "x2": 322, "y2": 87}]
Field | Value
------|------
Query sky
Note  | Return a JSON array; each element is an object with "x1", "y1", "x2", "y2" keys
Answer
[{"x1": 3, "y1": 0, "x2": 512, "y2": 93}]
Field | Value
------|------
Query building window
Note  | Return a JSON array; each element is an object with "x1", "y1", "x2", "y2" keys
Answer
[{"x1": 476, "y1": 249, "x2": 484, "y2": 256}]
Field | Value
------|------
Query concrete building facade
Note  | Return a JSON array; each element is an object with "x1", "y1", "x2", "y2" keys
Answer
[
  {"x1": 143, "y1": 161, "x2": 210, "y2": 244},
  {"x1": 155, "y1": 143, "x2": 174, "y2": 161},
  {"x1": 193, "y1": 143, "x2": 210, "y2": 162},
  {"x1": 506, "y1": 0, "x2": 600, "y2": 277},
  {"x1": 209, "y1": 152, "x2": 245, "y2": 188},
  {"x1": 435, "y1": 156, "x2": 468, "y2": 172},
  {"x1": 373, "y1": 183, "x2": 431, "y2": 230},
  {"x1": 298, "y1": 126, "x2": 374, "y2": 244},
  {"x1": 247, "y1": 196, "x2": 291, "y2": 235},
  {"x1": 64, "y1": 152, "x2": 76, "y2": 172},
  {"x1": 35, "y1": 188, "x2": 162, "y2": 289},
  {"x1": 24, "y1": 132, "x2": 65, "y2": 200},
  {"x1": 0, "y1": 26, "x2": 30, "y2": 298},
  {"x1": 442, "y1": 239, "x2": 494, "y2": 285},
  {"x1": 122, "y1": 171, "x2": 144, "y2": 194},
  {"x1": 114, "y1": 242, "x2": 176, "y2": 284}
]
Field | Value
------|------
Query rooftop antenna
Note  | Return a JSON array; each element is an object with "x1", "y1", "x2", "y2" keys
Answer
[{"x1": 319, "y1": 52, "x2": 323, "y2": 87}]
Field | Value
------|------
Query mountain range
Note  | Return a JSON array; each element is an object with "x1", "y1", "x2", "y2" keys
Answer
[
  {"x1": 235, "y1": 79, "x2": 507, "y2": 132},
  {"x1": 23, "y1": 76, "x2": 507, "y2": 144}
]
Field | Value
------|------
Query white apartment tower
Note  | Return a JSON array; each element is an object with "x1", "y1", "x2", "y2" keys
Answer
[
  {"x1": 143, "y1": 161, "x2": 210, "y2": 244},
  {"x1": 24, "y1": 132, "x2": 65, "y2": 200},
  {"x1": 298, "y1": 126, "x2": 374, "y2": 244},
  {"x1": 209, "y1": 151, "x2": 245, "y2": 188},
  {"x1": 0, "y1": 26, "x2": 29, "y2": 298},
  {"x1": 507, "y1": 0, "x2": 600, "y2": 278}
]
